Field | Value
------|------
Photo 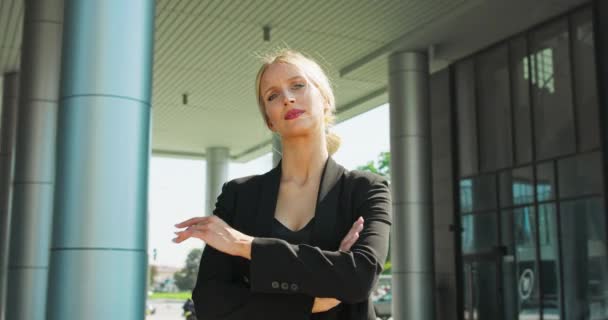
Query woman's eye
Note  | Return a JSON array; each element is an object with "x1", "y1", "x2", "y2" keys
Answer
[
  {"x1": 267, "y1": 93, "x2": 278, "y2": 101},
  {"x1": 292, "y1": 83, "x2": 305, "y2": 89}
]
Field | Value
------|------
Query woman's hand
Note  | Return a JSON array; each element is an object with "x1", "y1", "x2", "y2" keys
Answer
[
  {"x1": 312, "y1": 216, "x2": 364, "y2": 313},
  {"x1": 173, "y1": 215, "x2": 254, "y2": 259}
]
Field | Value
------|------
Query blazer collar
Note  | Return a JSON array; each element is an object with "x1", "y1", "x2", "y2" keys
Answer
[{"x1": 255, "y1": 156, "x2": 345, "y2": 248}]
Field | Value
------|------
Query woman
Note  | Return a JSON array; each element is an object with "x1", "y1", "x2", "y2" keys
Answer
[{"x1": 173, "y1": 50, "x2": 391, "y2": 320}]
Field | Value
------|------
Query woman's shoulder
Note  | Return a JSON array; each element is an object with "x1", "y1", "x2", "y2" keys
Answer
[
  {"x1": 223, "y1": 174, "x2": 263, "y2": 191},
  {"x1": 342, "y1": 167, "x2": 389, "y2": 187}
]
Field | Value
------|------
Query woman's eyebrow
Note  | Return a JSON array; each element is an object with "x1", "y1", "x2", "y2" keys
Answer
[{"x1": 263, "y1": 76, "x2": 306, "y2": 96}]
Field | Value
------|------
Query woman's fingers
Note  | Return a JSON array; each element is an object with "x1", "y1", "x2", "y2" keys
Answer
[
  {"x1": 339, "y1": 217, "x2": 364, "y2": 251},
  {"x1": 174, "y1": 216, "x2": 207, "y2": 228},
  {"x1": 173, "y1": 224, "x2": 209, "y2": 243}
]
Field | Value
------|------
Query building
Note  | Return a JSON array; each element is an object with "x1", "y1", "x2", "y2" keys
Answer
[{"x1": 0, "y1": 0, "x2": 606, "y2": 319}]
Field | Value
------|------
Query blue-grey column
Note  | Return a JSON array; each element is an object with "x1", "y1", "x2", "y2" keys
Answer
[
  {"x1": 0, "y1": 72, "x2": 19, "y2": 320},
  {"x1": 388, "y1": 51, "x2": 435, "y2": 320},
  {"x1": 272, "y1": 134, "x2": 282, "y2": 167},
  {"x1": 46, "y1": 1, "x2": 155, "y2": 319},
  {"x1": 206, "y1": 147, "x2": 229, "y2": 216},
  {"x1": 6, "y1": 0, "x2": 64, "y2": 319}
]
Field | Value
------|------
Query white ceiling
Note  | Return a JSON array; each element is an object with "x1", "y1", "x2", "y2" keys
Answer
[{"x1": 0, "y1": 0, "x2": 589, "y2": 161}]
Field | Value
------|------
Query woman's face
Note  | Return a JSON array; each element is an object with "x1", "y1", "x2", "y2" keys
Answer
[{"x1": 260, "y1": 62, "x2": 326, "y2": 138}]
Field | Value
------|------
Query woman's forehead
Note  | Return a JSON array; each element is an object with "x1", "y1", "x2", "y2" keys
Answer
[{"x1": 261, "y1": 62, "x2": 307, "y2": 87}]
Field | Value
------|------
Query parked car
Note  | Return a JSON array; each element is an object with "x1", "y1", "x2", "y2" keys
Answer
[{"x1": 372, "y1": 275, "x2": 392, "y2": 320}]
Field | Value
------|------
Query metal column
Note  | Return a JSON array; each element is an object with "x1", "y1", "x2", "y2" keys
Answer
[
  {"x1": 0, "y1": 72, "x2": 19, "y2": 320},
  {"x1": 46, "y1": 1, "x2": 155, "y2": 319},
  {"x1": 388, "y1": 51, "x2": 435, "y2": 320},
  {"x1": 6, "y1": 0, "x2": 64, "y2": 318},
  {"x1": 206, "y1": 147, "x2": 229, "y2": 216}
]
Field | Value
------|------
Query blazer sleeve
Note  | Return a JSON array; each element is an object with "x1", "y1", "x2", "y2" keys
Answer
[
  {"x1": 248, "y1": 177, "x2": 392, "y2": 304},
  {"x1": 192, "y1": 181, "x2": 315, "y2": 320}
]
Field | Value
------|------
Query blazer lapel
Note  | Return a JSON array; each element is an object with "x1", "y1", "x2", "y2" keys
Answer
[
  {"x1": 253, "y1": 156, "x2": 345, "y2": 250},
  {"x1": 254, "y1": 160, "x2": 281, "y2": 237},
  {"x1": 311, "y1": 157, "x2": 345, "y2": 249}
]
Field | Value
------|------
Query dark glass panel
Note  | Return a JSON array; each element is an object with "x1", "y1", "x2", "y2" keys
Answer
[
  {"x1": 456, "y1": 59, "x2": 479, "y2": 177},
  {"x1": 477, "y1": 44, "x2": 513, "y2": 171},
  {"x1": 464, "y1": 261, "x2": 500, "y2": 320},
  {"x1": 538, "y1": 204, "x2": 562, "y2": 318},
  {"x1": 530, "y1": 19, "x2": 576, "y2": 160},
  {"x1": 500, "y1": 166, "x2": 534, "y2": 208},
  {"x1": 558, "y1": 152, "x2": 603, "y2": 198},
  {"x1": 514, "y1": 207, "x2": 542, "y2": 320},
  {"x1": 536, "y1": 161, "x2": 556, "y2": 202},
  {"x1": 572, "y1": 8, "x2": 600, "y2": 151},
  {"x1": 560, "y1": 198, "x2": 608, "y2": 319},
  {"x1": 462, "y1": 213, "x2": 497, "y2": 254},
  {"x1": 510, "y1": 37, "x2": 533, "y2": 165},
  {"x1": 460, "y1": 175, "x2": 497, "y2": 213}
]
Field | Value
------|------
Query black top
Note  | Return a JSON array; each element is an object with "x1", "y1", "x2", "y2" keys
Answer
[
  {"x1": 271, "y1": 218, "x2": 315, "y2": 245},
  {"x1": 193, "y1": 157, "x2": 392, "y2": 320}
]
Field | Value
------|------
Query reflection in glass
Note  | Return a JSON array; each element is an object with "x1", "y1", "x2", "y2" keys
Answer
[
  {"x1": 530, "y1": 19, "x2": 576, "y2": 160},
  {"x1": 477, "y1": 44, "x2": 513, "y2": 172},
  {"x1": 560, "y1": 198, "x2": 608, "y2": 319},
  {"x1": 572, "y1": 8, "x2": 600, "y2": 151},
  {"x1": 456, "y1": 59, "x2": 479, "y2": 177},
  {"x1": 513, "y1": 207, "x2": 541, "y2": 320},
  {"x1": 536, "y1": 162, "x2": 556, "y2": 202},
  {"x1": 500, "y1": 167, "x2": 534, "y2": 208},
  {"x1": 464, "y1": 261, "x2": 500, "y2": 320},
  {"x1": 460, "y1": 175, "x2": 497, "y2": 214},
  {"x1": 538, "y1": 204, "x2": 561, "y2": 319},
  {"x1": 558, "y1": 152, "x2": 603, "y2": 198},
  {"x1": 510, "y1": 37, "x2": 533, "y2": 165},
  {"x1": 462, "y1": 213, "x2": 497, "y2": 254}
]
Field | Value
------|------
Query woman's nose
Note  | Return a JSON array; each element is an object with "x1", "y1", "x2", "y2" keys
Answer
[{"x1": 283, "y1": 93, "x2": 295, "y2": 105}]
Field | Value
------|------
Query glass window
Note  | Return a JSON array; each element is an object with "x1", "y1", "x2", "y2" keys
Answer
[
  {"x1": 456, "y1": 59, "x2": 479, "y2": 177},
  {"x1": 530, "y1": 19, "x2": 576, "y2": 160},
  {"x1": 500, "y1": 166, "x2": 534, "y2": 208},
  {"x1": 515, "y1": 207, "x2": 542, "y2": 320},
  {"x1": 572, "y1": 8, "x2": 600, "y2": 151},
  {"x1": 477, "y1": 44, "x2": 513, "y2": 171},
  {"x1": 536, "y1": 161, "x2": 557, "y2": 202},
  {"x1": 460, "y1": 175, "x2": 497, "y2": 213},
  {"x1": 510, "y1": 37, "x2": 533, "y2": 165},
  {"x1": 558, "y1": 152, "x2": 603, "y2": 198},
  {"x1": 560, "y1": 198, "x2": 608, "y2": 319},
  {"x1": 538, "y1": 204, "x2": 562, "y2": 318},
  {"x1": 462, "y1": 213, "x2": 497, "y2": 254},
  {"x1": 464, "y1": 261, "x2": 500, "y2": 320}
]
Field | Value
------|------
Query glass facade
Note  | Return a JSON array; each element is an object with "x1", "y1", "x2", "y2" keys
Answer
[{"x1": 455, "y1": 6, "x2": 608, "y2": 320}]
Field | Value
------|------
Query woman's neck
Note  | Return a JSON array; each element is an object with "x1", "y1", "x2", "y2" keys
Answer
[{"x1": 279, "y1": 133, "x2": 328, "y2": 186}]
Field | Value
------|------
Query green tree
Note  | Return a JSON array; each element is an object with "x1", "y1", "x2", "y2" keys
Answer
[
  {"x1": 356, "y1": 151, "x2": 390, "y2": 182},
  {"x1": 174, "y1": 248, "x2": 203, "y2": 291},
  {"x1": 357, "y1": 151, "x2": 392, "y2": 274}
]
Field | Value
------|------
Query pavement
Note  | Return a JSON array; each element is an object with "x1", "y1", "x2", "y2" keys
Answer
[{"x1": 146, "y1": 300, "x2": 184, "y2": 320}]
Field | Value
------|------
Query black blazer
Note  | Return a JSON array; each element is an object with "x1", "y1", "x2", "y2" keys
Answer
[{"x1": 192, "y1": 157, "x2": 392, "y2": 320}]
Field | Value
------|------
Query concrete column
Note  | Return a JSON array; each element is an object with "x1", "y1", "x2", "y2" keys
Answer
[
  {"x1": 272, "y1": 134, "x2": 282, "y2": 167},
  {"x1": 0, "y1": 72, "x2": 19, "y2": 320},
  {"x1": 206, "y1": 147, "x2": 229, "y2": 216},
  {"x1": 46, "y1": 1, "x2": 155, "y2": 319},
  {"x1": 6, "y1": 0, "x2": 64, "y2": 319},
  {"x1": 388, "y1": 51, "x2": 435, "y2": 320}
]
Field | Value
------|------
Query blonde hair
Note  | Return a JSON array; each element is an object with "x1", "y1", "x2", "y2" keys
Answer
[{"x1": 255, "y1": 49, "x2": 341, "y2": 155}]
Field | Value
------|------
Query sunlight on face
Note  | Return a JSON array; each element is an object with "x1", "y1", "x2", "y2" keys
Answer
[{"x1": 260, "y1": 62, "x2": 326, "y2": 138}]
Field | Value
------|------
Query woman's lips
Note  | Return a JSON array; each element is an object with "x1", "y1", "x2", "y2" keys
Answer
[{"x1": 284, "y1": 109, "x2": 305, "y2": 120}]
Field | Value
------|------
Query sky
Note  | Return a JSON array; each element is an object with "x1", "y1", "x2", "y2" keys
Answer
[{"x1": 147, "y1": 104, "x2": 390, "y2": 268}]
